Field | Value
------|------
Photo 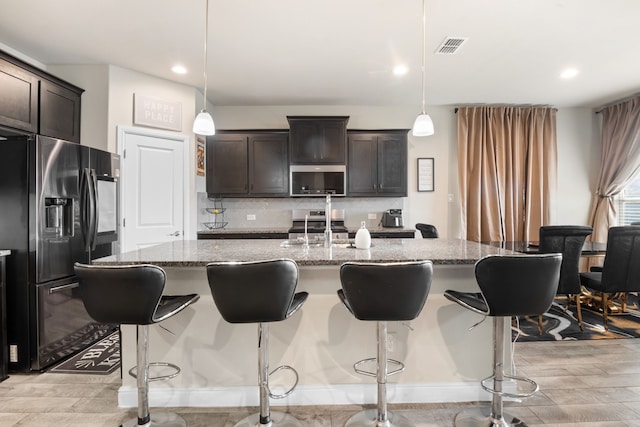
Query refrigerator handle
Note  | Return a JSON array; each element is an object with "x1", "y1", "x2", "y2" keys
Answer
[
  {"x1": 80, "y1": 168, "x2": 92, "y2": 251},
  {"x1": 88, "y1": 169, "x2": 99, "y2": 250}
]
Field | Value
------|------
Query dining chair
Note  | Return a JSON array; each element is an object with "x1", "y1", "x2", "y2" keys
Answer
[
  {"x1": 537, "y1": 225, "x2": 593, "y2": 332},
  {"x1": 415, "y1": 223, "x2": 439, "y2": 238},
  {"x1": 580, "y1": 225, "x2": 640, "y2": 330}
]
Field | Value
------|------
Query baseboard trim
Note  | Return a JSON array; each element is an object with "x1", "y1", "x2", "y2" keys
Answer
[{"x1": 118, "y1": 382, "x2": 491, "y2": 408}]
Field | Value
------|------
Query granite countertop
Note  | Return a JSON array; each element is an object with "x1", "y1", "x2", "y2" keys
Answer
[
  {"x1": 93, "y1": 238, "x2": 515, "y2": 267},
  {"x1": 197, "y1": 226, "x2": 415, "y2": 235}
]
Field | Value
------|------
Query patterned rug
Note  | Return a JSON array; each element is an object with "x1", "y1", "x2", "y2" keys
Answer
[
  {"x1": 514, "y1": 295, "x2": 640, "y2": 341},
  {"x1": 48, "y1": 331, "x2": 120, "y2": 374}
]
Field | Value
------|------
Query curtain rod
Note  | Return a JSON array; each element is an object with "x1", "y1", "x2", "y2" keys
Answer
[
  {"x1": 454, "y1": 105, "x2": 557, "y2": 114},
  {"x1": 595, "y1": 92, "x2": 640, "y2": 113}
]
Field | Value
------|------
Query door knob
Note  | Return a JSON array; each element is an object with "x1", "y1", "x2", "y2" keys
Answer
[{"x1": 168, "y1": 231, "x2": 181, "y2": 237}]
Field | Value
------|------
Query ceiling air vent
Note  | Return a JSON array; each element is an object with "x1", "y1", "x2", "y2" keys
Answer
[{"x1": 436, "y1": 37, "x2": 468, "y2": 55}]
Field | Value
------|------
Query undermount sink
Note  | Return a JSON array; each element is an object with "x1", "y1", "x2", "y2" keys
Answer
[{"x1": 279, "y1": 239, "x2": 353, "y2": 248}]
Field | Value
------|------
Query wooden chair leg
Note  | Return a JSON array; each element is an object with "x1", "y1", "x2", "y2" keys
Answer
[
  {"x1": 574, "y1": 294, "x2": 584, "y2": 331},
  {"x1": 537, "y1": 314, "x2": 543, "y2": 335}
]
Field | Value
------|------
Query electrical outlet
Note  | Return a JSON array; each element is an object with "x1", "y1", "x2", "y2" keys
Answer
[
  {"x1": 9, "y1": 345, "x2": 17, "y2": 363},
  {"x1": 368, "y1": 213, "x2": 377, "y2": 219},
  {"x1": 247, "y1": 214, "x2": 256, "y2": 221}
]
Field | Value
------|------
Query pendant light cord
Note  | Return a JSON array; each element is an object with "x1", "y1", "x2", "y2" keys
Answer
[
  {"x1": 202, "y1": 0, "x2": 209, "y2": 106},
  {"x1": 420, "y1": 0, "x2": 426, "y2": 115}
]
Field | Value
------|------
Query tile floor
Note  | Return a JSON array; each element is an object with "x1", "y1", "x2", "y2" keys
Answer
[{"x1": 0, "y1": 339, "x2": 640, "y2": 426}]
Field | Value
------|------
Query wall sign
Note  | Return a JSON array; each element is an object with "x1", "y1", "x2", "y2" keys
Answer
[
  {"x1": 133, "y1": 94, "x2": 182, "y2": 131},
  {"x1": 418, "y1": 157, "x2": 434, "y2": 192}
]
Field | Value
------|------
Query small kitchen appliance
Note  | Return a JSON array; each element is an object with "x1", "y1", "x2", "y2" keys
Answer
[{"x1": 381, "y1": 209, "x2": 404, "y2": 228}]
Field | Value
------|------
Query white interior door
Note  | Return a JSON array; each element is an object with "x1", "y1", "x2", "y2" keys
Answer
[{"x1": 118, "y1": 126, "x2": 189, "y2": 253}]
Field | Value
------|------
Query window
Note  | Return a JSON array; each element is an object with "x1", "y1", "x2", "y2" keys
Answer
[{"x1": 618, "y1": 174, "x2": 640, "y2": 225}]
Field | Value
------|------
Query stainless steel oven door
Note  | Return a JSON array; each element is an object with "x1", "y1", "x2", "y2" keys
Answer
[{"x1": 34, "y1": 278, "x2": 114, "y2": 371}]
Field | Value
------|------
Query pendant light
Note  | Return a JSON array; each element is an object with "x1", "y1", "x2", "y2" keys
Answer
[
  {"x1": 412, "y1": 0, "x2": 434, "y2": 137},
  {"x1": 193, "y1": 0, "x2": 215, "y2": 135}
]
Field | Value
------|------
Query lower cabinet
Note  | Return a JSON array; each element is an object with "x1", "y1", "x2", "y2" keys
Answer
[
  {"x1": 206, "y1": 132, "x2": 289, "y2": 197},
  {"x1": 347, "y1": 130, "x2": 408, "y2": 197}
]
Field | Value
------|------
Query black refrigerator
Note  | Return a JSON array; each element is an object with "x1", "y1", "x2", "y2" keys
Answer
[{"x1": 0, "y1": 134, "x2": 119, "y2": 372}]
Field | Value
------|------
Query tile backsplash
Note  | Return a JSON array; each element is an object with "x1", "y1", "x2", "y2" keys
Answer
[{"x1": 197, "y1": 193, "x2": 404, "y2": 230}]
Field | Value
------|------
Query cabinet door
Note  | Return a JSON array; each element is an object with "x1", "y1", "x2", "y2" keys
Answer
[
  {"x1": 0, "y1": 59, "x2": 38, "y2": 133},
  {"x1": 40, "y1": 80, "x2": 82, "y2": 142},
  {"x1": 377, "y1": 133, "x2": 408, "y2": 196},
  {"x1": 288, "y1": 117, "x2": 347, "y2": 164},
  {"x1": 206, "y1": 135, "x2": 248, "y2": 195},
  {"x1": 347, "y1": 133, "x2": 378, "y2": 195},
  {"x1": 249, "y1": 133, "x2": 289, "y2": 196}
]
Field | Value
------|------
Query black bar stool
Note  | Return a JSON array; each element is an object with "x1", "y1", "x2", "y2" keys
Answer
[
  {"x1": 338, "y1": 261, "x2": 433, "y2": 427},
  {"x1": 74, "y1": 263, "x2": 200, "y2": 427},
  {"x1": 206, "y1": 258, "x2": 308, "y2": 427},
  {"x1": 444, "y1": 254, "x2": 562, "y2": 427}
]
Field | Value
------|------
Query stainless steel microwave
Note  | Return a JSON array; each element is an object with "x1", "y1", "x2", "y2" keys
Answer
[{"x1": 290, "y1": 165, "x2": 346, "y2": 197}]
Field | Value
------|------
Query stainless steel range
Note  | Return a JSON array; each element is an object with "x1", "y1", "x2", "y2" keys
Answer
[{"x1": 288, "y1": 209, "x2": 349, "y2": 242}]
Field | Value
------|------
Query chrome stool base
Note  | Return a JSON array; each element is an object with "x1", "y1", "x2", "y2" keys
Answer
[
  {"x1": 454, "y1": 406, "x2": 527, "y2": 427},
  {"x1": 121, "y1": 412, "x2": 187, "y2": 427},
  {"x1": 344, "y1": 409, "x2": 414, "y2": 427},
  {"x1": 234, "y1": 411, "x2": 303, "y2": 427}
]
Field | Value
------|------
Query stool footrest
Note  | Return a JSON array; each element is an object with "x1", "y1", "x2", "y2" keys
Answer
[
  {"x1": 353, "y1": 357, "x2": 405, "y2": 378},
  {"x1": 268, "y1": 365, "x2": 299, "y2": 399},
  {"x1": 129, "y1": 362, "x2": 181, "y2": 382},
  {"x1": 480, "y1": 373, "x2": 539, "y2": 399}
]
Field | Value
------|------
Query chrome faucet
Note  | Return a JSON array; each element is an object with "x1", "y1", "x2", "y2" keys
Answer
[
  {"x1": 324, "y1": 194, "x2": 332, "y2": 247},
  {"x1": 303, "y1": 214, "x2": 309, "y2": 248}
]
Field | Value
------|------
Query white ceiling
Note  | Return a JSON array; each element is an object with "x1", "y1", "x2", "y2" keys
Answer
[{"x1": 1, "y1": 0, "x2": 639, "y2": 109}]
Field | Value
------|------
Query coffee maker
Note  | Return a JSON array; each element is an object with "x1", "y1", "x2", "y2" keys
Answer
[{"x1": 381, "y1": 209, "x2": 403, "y2": 228}]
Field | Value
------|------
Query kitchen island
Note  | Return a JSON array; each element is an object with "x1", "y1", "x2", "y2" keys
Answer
[{"x1": 93, "y1": 239, "x2": 516, "y2": 409}]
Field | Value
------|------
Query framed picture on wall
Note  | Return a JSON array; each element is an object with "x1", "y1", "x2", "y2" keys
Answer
[
  {"x1": 196, "y1": 136, "x2": 205, "y2": 177},
  {"x1": 417, "y1": 157, "x2": 434, "y2": 192}
]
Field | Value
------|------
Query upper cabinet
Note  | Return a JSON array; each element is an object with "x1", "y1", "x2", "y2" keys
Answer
[
  {"x1": 0, "y1": 59, "x2": 38, "y2": 133},
  {"x1": 0, "y1": 50, "x2": 83, "y2": 142},
  {"x1": 39, "y1": 80, "x2": 82, "y2": 142},
  {"x1": 347, "y1": 130, "x2": 408, "y2": 197},
  {"x1": 206, "y1": 131, "x2": 289, "y2": 197},
  {"x1": 287, "y1": 116, "x2": 348, "y2": 164}
]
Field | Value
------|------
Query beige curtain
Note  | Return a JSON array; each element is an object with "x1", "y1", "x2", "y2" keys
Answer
[
  {"x1": 458, "y1": 106, "x2": 557, "y2": 242},
  {"x1": 588, "y1": 95, "x2": 640, "y2": 242}
]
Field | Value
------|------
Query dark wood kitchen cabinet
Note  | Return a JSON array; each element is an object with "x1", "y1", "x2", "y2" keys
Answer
[
  {"x1": 0, "y1": 58, "x2": 38, "y2": 133},
  {"x1": 287, "y1": 116, "x2": 348, "y2": 164},
  {"x1": 0, "y1": 50, "x2": 83, "y2": 142},
  {"x1": 39, "y1": 79, "x2": 82, "y2": 142},
  {"x1": 206, "y1": 131, "x2": 289, "y2": 197},
  {"x1": 347, "y1": 130, "x2": 408, "y2": 197}
]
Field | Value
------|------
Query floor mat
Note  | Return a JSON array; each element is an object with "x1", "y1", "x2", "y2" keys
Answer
[
  {"x1": 514, "y1": 295, "x2": 640, "y2": 341},
  {"x1": 48, "y1": 331, "x2": 120, "y2": 374}
]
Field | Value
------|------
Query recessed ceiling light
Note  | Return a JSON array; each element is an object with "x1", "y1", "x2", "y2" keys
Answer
[
  {"x1": 560, "y1": 68, "x2": 579, "y2": 79},
  {"x1": 172, "y1": 65, "x2": 187, "y2": 74},
  {"x1": 393, "y1": 65, "x2": 408, "y2": 76}
]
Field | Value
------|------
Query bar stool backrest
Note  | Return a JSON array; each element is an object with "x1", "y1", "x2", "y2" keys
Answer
[
  {"x1": 339, "y1": 261, "x2": 433, "y2": 321},
  {"x1": 206, "y1": 258, "x2": 299, "y2": 323},
  {"x1": 539, "y1": 225, "x2": 593, "y2": 295},
  {"x1": 415, "y1": 223, "x2": 439, "y2": 238},
  {"x1": 74, "y1": 263, "x2": 165, "y2": 325},
  {"x1": 475, "y1": 254, "x2": 562, "y2": 317},
  {"x1": 600, "y1": 226, "x2": 640, "y2": 293}
]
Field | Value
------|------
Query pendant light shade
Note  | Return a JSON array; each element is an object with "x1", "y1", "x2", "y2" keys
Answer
[
  {"x1": 193, "y1": 110, "x2": 215, "y2": 135},
  {"x1": 193, "y1": 0, "x2": 215, "y2": 136},
  {"x1": 412, "y1": 113, "x2": 434, "y2": 136},
  {"x1": 412, "y1": 0, "x2": 434, "y2": 137}
]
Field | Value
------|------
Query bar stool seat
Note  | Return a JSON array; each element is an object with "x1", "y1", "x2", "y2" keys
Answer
[
  {"x1": 444, "y1": 254, "x2": 562, "y2": 427},
  {"x1": 206, "y1": 258, "x2": 308, "y2": 427},
  {"x1": 74, "y1": 263, "x2": 200, "y2": 427},
  {"x1": 338, "y1": 261, "x2": 433, "y2": 427}
]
